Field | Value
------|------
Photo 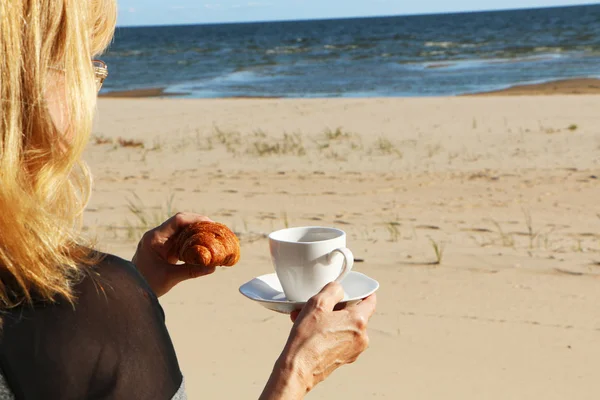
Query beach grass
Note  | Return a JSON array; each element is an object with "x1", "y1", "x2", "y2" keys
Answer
[
  {"x1": 125, "y1": 193, "x2": 175, "y2": 240},
  {"x1": 374, "y1": 137, "x2": 402, "y2": 157},
  {"x1": 385, "y1": 222, "x2": 401, "y2": 242},
  {"x1": 490, "y1": 220, "x2": 515, "y2": 248},
  {"x1": 428, "y1": 237, "x2": 445, "y2": 265}
]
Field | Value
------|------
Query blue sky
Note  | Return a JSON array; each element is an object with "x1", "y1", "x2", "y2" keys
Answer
[{"x1": 117, "y1": 0, "x2": 599, "y2": 27}]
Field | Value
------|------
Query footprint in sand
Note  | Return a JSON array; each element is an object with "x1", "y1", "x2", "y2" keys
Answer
[
  {"x1": 218, "y1": 209, "x2": 238, "y2": 217},
  {"x1": 416, "y1": 225, "x2": 441, "y2": 230},
  {"x1": 461, "y1": 227, "x2": 493, "y2": 233},
  {"x1": 334, "y1": 220, "x2": 351, "y2": 225},
  {"x1": 553, "y1": 268, "x2": 586, "y2": 276},
  {"x1": 575, "y1": 232, "x2": 600, "y2": 238},
  {"x1": 245, "y1": 191, "x2": 267, "y2": 197}
]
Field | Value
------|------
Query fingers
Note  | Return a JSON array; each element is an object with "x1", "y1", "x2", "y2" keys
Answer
[
  {"x1": 291, "y1": 297, "x2": 347, "y2": 324},
  {"x1": 350, "y1": 293, "x2": 377, "y2": 321},
  {"x1": 170, "y1": 264, "x2": 217, "y2": 285},
  {"x1": 306, "y1": 282, "x2": 345, "y2": 313},
  {"x1": 290, "y1": 310, "x2": 300, "y2": 323},
  {"x1": 156, "y1": 213, "x2": 212, "y2": 263},
  {"x1": 159, "y1": 212, "x2": 213, "y2": 238}
]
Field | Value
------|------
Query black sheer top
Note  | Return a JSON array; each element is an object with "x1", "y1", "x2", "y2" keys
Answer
[{"x1": 0, "y1": 253, "x2": 184, "y2": 399}]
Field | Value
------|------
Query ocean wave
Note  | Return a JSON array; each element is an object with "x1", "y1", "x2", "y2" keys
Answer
[
  {"x1": 425, "y1": 63, "x2": 454, "y2": 69},
  {"x1": 424, "y1": 41, "x2": 456, "y2": 48},
  {"x1": 265, "y1": 46, "x2": 310, "y2": 55},
  {"x1": 324, "y1": 42, "x2": 378, "y2": 51},
  {"x1": 350, "y1": 53, "x2": 373, "y2": 61},
  {"x1": 530, "y1": 45, "x2": 600, "y2": 55},
  {"x1": 305, "y1": 53, "x2": 342, "y2": 62},
  {"x1": 495, "y1": 45, "x2": 571, "y2": 58},
  {"x1": 190, "y1": 46, "x2": 217, "y2": 54},
  {"x1": 415, "y1": 47, "x2": 576, "y2": 62},
  {"x1": 420, "y1": 50, "x2": 449, "y2": 57},
  {"x1": 174, "y1": 71, "x2": 268, "y2": 90},
  {"x1": 324, "y1": 44, "x2": 359, "y2": 50},
  {"x1": 166, "y1": 70, "x2": 270, "y2": 96},
  {"x1": 424, "y1": 41, "x2": 484, "y2": 49},
  {"x1": 212, "y1": 70, "x2": 266, "y2": 83},
  {"x1": 533, "y1": 46, "x2": 564, "y2": 53},
  {"x1": 417, "y1": 53, "x2": 568, "y2": 71},
  {"x1": 233, "y1": 62, "x2": 278, "y2": 73},
  {"x1": 486, "y1": 54, "x2": 563, "y2": 64},
  {"x1": 107, "y1": 49, "x2": 148, "y2": 57}
]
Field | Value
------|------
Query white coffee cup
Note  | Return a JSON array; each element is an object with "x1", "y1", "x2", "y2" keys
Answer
[{"x1": 268, "y1": 226, "x2": 354, "y2": 302}]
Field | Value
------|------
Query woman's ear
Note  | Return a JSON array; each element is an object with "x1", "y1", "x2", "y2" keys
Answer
[{"x1": 45, "y1": 69, "x2": 71, "y2": 139}]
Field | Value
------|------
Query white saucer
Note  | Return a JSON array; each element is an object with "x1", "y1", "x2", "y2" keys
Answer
[{"x1": 239, "y1": 271, "x2": 379, "y2": 314}]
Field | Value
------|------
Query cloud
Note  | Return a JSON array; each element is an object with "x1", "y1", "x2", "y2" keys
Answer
[
  {"x1": 204, "y1": 3, "x2": 223, "y2": 9},
  {"x1": 127, "y1": 7, "x2": 135, "y2": 13},
  {"x1": 199, "y1": 1, "x2": 272, "y2": 11},
  {"x1": 247, "y1": 1, "x2": 272, "y2": 6}
]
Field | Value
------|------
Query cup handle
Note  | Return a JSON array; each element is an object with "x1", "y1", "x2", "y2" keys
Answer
[{"x1": 328, "y1": 247, "x2": 354, "y2": 283}]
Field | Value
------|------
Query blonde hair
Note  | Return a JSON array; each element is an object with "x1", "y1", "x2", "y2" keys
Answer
[{"x1": 0, "y1": 0, "x2": 117, "y2": 307}]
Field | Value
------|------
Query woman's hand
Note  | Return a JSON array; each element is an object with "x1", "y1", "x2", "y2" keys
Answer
[
  {"x1": 260, "y1": 283, "x2": 377, "y2": 399},
  {"x1": 132, "y1": 212, "x2": 216, "y2": 297}
]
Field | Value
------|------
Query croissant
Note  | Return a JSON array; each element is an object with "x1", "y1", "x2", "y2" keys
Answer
[{"x1": 175, "y1": 221, "x2": 240, "y2": 268}]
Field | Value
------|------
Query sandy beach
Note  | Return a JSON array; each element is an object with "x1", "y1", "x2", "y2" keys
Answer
[{"x1": 87, "y1": 93, "x2": 600, "y2": 399}]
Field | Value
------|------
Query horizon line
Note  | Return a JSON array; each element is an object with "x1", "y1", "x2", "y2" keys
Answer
[{"x1": 116, "y1": 3, "x2": 596, "y2": 29}]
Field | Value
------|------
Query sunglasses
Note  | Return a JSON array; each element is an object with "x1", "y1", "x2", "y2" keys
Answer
[{"x1": 93, "y1": 60, "x2": 108, "y2": 91}]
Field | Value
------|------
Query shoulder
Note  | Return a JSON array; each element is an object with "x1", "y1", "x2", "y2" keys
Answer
[
  {"x1": 0, "y1": 251, "x2": 183, "y2": 399},
  {"x1": 92, "y1": 252, "x2": 155, "y2": 294},
  {"x1": 82, "y1": 252, "x2": 160, "y2": 306},
  {"x1": 64, "y1": 252, "x2": 166, "y2": 325}
]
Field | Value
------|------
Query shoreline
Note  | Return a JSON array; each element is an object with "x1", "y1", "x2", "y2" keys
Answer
[
  {"x1": 98, "y1": 77, "x2": 600, "y2": 99},
  {"x1": 467, "y1": 78, "x2": 600, "y2": 96},
  {"x1": 98, "y1": 87, "x2": 283, "y2": 99},
  {"x1": 98, "y1": 87, "x2": 189, "y2": 98}
]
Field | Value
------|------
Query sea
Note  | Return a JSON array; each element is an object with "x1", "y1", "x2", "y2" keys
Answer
[{"x1": 101, "y1": 4, "x2": 600, "y2": 98}]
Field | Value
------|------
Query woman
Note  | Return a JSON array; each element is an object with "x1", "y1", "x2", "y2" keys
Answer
[{"x1": 0, "y1": 1, "x2": 376, "y2": 399}]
